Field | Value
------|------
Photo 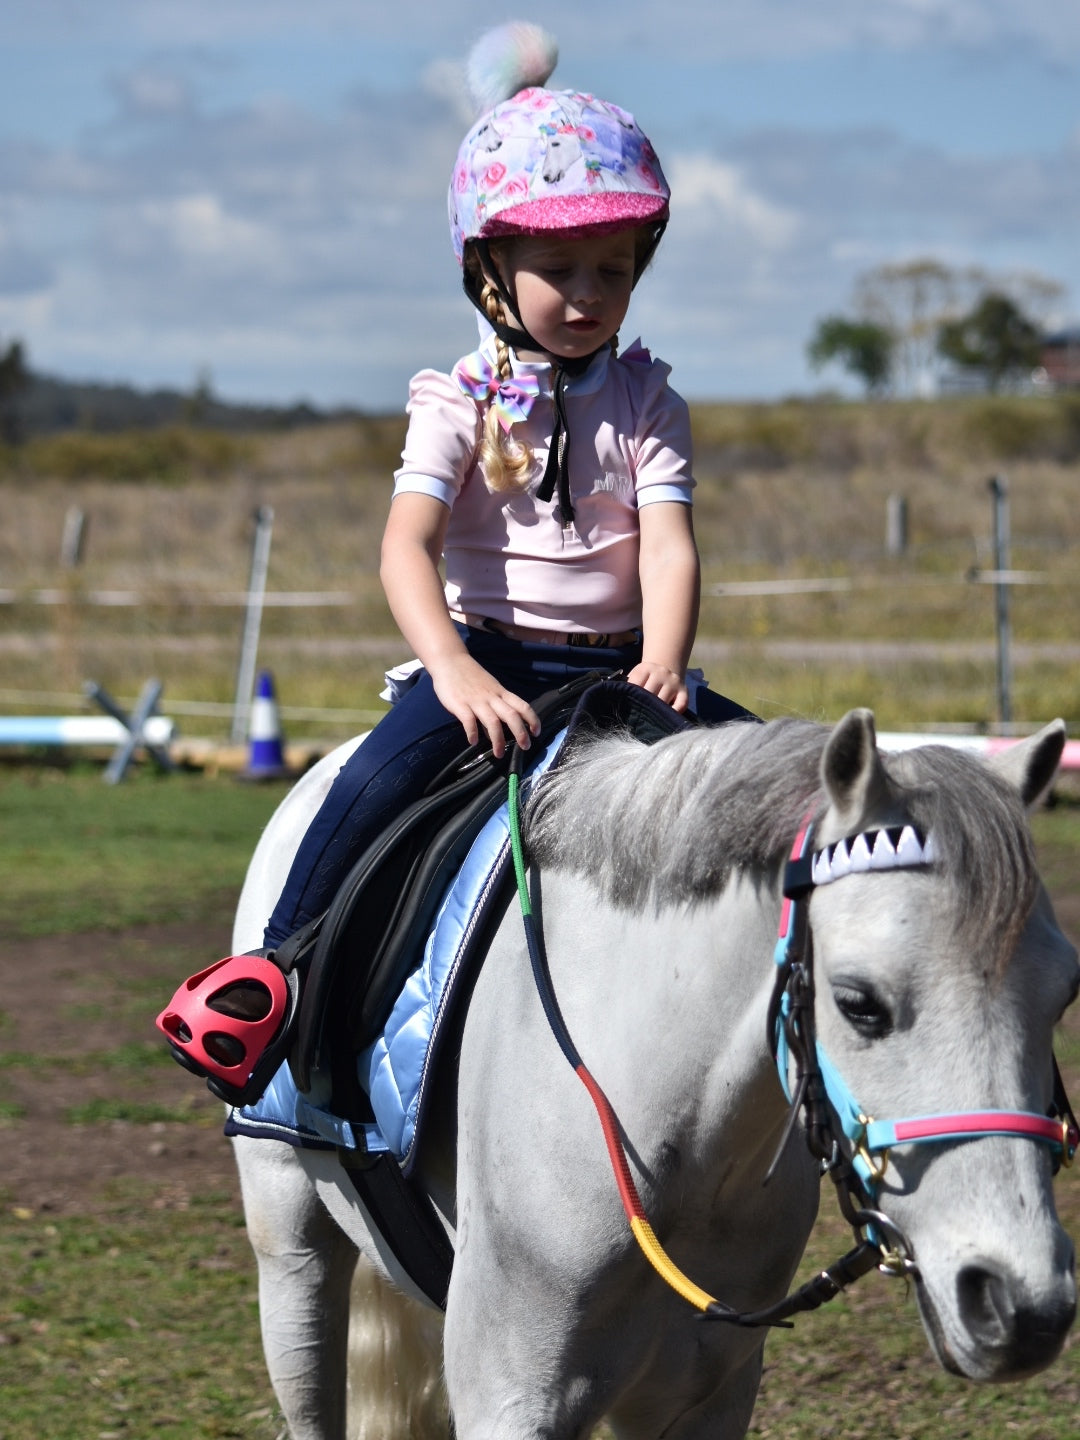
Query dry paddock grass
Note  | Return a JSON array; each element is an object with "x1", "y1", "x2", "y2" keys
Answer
[{"x1": 1, "y1": 397, "x2": 1079, "y2": 738}]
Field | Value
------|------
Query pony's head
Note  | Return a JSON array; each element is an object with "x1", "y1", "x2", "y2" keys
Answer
[
  {"x1": 807, "y1": 710, "x2": 1077, "y2": 1380},
  {"x1": 525, "y1": 708, "x2": 1078, "y2": 1380}
]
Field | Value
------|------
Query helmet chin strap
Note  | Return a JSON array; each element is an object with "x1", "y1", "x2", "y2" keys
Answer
[
  {"x1": 467, "y1": 220, "x2": 666, "y2": 353},
  {"x1": 465, "y1": 238, "x2": 602, "y2": 528},
  {"x1": 465, "y1": 239, "x2": 564, "y2": 359},
  {"x1": 464, "y1": 221, "x2": 666, "y2": 527}
]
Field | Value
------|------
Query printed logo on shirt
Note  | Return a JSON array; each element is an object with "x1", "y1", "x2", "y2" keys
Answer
[{"x1": 591, "y1": 471, "x2": 634, "y2": 496}]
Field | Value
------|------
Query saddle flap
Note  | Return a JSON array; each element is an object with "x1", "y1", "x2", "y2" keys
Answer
[
  {"x1": 290, "y1": 761, "x2": 505, "y2": 1095},
  {"x1": 288, "y1": 674, "x2": 748, "y2": 1116},
  {"x1": 289, "y1": 669, "x2": 618, "y2": 1101}
]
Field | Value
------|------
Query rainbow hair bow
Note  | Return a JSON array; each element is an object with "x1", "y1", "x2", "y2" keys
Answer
[{"x1": 453, "y1": 351, "x2": 541, "y2": 433}]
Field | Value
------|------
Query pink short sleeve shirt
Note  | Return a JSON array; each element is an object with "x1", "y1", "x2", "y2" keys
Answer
[{"x1": 393, "y1": 340, "x2": 694, "y2": 634}]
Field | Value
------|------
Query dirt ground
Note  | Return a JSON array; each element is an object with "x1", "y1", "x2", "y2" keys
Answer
[
  {"x1": 5, "y1": 881, "x2": 1080, "y2": 1223},
  {"x1": 2, "y1": 919, "x2": 243, "y2": 1218}
]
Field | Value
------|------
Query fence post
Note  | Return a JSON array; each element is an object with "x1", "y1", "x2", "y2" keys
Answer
[
  {"x1": 231, "y1": 505, "x2": 274, "y2": 745},
  {"x1": 60, "y1": 506, "x2": 87, "y2": 567},
  {"x1": 988, "y1": 474, "x2": 1012, "y2": 727},
  {"x1": 885, "y1": 494, "x2": 908, "y2": 556}
]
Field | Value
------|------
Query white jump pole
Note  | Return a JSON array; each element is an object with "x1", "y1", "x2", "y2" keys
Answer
[
  {"x1": 231, "y1": 505, "x2": 274, "y2": 745},
  {"x1": 0, "y1": 715, "x2": 175, "y2": 746}
]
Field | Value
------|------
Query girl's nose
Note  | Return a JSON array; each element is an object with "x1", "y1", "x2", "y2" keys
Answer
[{"x1": 572, "y1": 267, "x2": 603, "y2": 304}]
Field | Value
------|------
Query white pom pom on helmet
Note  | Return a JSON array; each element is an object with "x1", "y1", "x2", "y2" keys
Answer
[{"x1": 448, "y1": 23, "x2": 670, "y2": 269}]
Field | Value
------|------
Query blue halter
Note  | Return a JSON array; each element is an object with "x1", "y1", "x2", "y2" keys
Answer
[{"x1": 772, "y1": 818, "x2": 1077, "y2": 1202}]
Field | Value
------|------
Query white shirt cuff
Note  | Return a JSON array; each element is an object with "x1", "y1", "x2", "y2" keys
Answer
[
  {"x1": 392, "y1": 473, "x2": 455, "y2": 507},
  {"x1": 637, "y1": 482, "x2": 694, "y2": 507}
]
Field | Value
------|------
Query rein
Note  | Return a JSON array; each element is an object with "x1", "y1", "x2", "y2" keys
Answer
[{"x1": 507, "y1": 756, "x2": 1079, "y2": 1329}]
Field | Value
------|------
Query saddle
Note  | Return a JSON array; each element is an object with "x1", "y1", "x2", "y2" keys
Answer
[
  {"x1": 263, "y1": 676, "x2": 757, "y2": 1308},
  {"x1": 286, "y1": 671, "x2": 618, "y2": 1109}
]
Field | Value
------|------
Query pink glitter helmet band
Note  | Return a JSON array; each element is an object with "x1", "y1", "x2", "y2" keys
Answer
[{"x1": 479, "y1": 191, "x2": 668, "y2": 241}]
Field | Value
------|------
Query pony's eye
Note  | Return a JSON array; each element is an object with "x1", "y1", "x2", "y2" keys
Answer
[{"x1": 833, "y1": 985, "x2": 892, "y2": 1039}]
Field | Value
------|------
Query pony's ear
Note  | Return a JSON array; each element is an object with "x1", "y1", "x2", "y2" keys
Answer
[
  {"x1": 821, "y1": 708, "x2": 891, "y2": 830},
  {"x1": 988, "y1": 720, "x2": 1066, "y2": 809}
]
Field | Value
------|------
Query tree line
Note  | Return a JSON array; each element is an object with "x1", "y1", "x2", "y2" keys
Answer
[
  {"x1": 807, "y1": 259, "x2": 1067, "y2": 397},
  {"x1": 0, "y1": 342, "x2": 359, "y2": 442},
  {"x1": 2, "y1": 259, "x2": 1072, "y2": 437}
]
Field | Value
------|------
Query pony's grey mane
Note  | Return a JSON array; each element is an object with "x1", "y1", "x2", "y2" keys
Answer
[
  {"x1": 525, "y1": 718, "x2": 824, "y2": 909},
  {"x1": 523, "y1": 717, "x2": 1039, "y2": 956}
]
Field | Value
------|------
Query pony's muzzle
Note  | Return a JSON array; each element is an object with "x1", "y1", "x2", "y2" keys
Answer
[{"x1": 955, "y1": 1257, "x2": 1076, "y2": 1378}]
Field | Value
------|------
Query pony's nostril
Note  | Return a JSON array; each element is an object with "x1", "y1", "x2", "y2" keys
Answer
[{"x1": 957, "y1": 1262, "x2": 1013, "y2": 1346}]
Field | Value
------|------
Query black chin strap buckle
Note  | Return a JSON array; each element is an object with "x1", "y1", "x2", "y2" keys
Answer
[{"x1": 536, "y1": 365, "x2": 574, "y2": 525}]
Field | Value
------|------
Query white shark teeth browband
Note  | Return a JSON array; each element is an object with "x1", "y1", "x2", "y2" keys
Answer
[{"x1": 811, "y1": 826, "x2": 937, "y2": 887}]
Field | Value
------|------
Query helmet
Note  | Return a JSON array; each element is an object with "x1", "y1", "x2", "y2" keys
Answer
[
  {"x1": 155, "y1": 953, "x2": 300, "y2": 1107},
  {"x1": 448, "y1": 24, "x2": 670, "y2": 265}
]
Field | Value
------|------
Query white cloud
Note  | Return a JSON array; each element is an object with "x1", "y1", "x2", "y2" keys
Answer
[
  {"x1": 668, "y1": 154, "x2": 800, "y2": 250},
  {"x1": 0, "y1": 2, "x2": 1077, "y2": 405},
  {"x1": 112, "y1": 66, "x2": 194, "y2": 118},
  {"x1": 135, "y1": 194, "x2": 281, "y2": 266},
  {"x1": 421, "y1": 58, "x2": 472, "y2": 124}
]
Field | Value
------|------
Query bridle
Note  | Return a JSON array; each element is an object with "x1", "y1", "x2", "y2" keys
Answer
[
  {"x1": 509, "y1": 762, "x2": 1079, "y2": 1328},
  {"x1": 770, "y1": 815, "x2": 1078, "y2": 1294},
  {"x1": 767, "y1": 812, "x2": 1080, "y2": 1315},
  {"x1": 771, "y1": 817, "x2": 1077, "y2": 1198}
]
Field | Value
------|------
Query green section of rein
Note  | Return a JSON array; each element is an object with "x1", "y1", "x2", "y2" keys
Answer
[{"x1": 508, "y1": 772, "x2": 532, "y2": 917}]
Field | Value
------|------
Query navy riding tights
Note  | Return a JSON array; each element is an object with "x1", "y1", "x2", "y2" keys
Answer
[{"x1": 262, "y1": 626, "x2": 643, "y2": 949}]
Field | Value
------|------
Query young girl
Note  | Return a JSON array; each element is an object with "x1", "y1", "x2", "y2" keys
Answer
[
  {"x1": 158, "y1": 23, "x2": 755, "y2": 1100},
  {"x1": 257, "y1": 21, "x2": 719, "y2": 953}
]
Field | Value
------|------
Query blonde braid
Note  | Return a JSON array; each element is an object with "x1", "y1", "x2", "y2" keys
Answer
[{"x1": 477, "y1": 280, "x2": 535, "y2": 493}]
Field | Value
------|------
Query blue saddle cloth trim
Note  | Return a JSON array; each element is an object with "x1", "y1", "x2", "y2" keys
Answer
[
  {"x1": 224, "y1": 1063, "x2": 361, "y2": 1150},
  {"x1": 226, "y1": 729, "x2": 566, "y2": 1154}
]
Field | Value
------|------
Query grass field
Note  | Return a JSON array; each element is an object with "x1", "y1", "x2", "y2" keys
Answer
[
  {"x1": 1, "y1": 396, "x2": 1079, "y2": 741},
  {"x1": 0, "y1": 767, "x2": 1079, "y2": 1439},
  {"x1": 0, "y1": 770, "x2": 288, "y2": 1440}
]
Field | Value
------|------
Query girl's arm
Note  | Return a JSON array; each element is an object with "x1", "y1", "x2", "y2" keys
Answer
[
  {"x1": 628, "y1": 500, "x2": 701, "y2": 712},
  {"x1": 380, "y1": 492, "x2": 540, "y2": 756}
]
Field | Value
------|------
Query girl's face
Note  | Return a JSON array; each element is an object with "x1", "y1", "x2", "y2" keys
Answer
[{"x1": 495, "y1": 230, "x2": 637, "y2": 362}]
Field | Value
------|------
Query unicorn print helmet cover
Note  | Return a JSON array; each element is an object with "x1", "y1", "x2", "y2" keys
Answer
[{"x1": 449, "y1": 22, "x2": 670, "y2": 323}]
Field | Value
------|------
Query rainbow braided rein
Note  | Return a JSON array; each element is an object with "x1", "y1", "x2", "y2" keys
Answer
[{"x1": 506, "y1": 751, "x2": 1079, "y2": 1329}]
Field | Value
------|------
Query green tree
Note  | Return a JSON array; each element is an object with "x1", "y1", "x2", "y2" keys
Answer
[
  {"x1": 184, "y1": 365, "x2": 216, "y2": 425},
  {"x1": 0, "y1": 336, "x2": 29, "y2": 443},
  {"x1": 807, "y1": 316, "x2": 895, "y2": 395},
  {"x1": 936, "y1": 291, "x2": 1043, "y2": 392}
]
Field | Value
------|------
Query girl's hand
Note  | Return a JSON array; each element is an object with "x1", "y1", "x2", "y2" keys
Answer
[
  {"x1": 627, "y1": 659, "x2": 689, "y2": 713},
  {"x1": 635, "y1": 502, "x2": 699, "y2": 717},
  {"x1": 430, "y1": 651, "x2": 541, "y2": 758}
]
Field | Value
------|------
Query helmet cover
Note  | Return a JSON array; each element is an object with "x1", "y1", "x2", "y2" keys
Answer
[{"x1": 449, "y1": 59, "x2": 669, "y2": 263}]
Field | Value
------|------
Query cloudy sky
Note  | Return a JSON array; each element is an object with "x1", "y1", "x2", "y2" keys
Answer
[{"x1": 1, "y1": 1, "x2": 1078, "y2": 410}]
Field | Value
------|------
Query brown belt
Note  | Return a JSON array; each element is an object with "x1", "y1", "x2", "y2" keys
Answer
[{"x1": 453, "y1": 612, "x2": 640, "y2": 649}]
